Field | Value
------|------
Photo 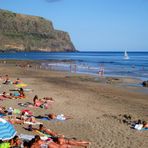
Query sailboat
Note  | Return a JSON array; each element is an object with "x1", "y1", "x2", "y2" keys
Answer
[{"x1": 123, "y1": 50, "x2": 129, "y2": 60}]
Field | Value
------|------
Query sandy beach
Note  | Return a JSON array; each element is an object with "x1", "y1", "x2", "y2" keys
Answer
[{"x1": 0, "y1": 60, "x2": 148, "y2": 148}]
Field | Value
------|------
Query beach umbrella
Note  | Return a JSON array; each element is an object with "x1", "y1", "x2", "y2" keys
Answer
[{"x1": 0, "y1": 118, "x2": 17, "y2": 141}]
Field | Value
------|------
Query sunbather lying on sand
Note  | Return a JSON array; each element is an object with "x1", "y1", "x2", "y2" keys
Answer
[
  {"x1": 37, "y1": 124, "x2": 59, "y2": 137},
  {"x1": 50, "y1": 136, "x2": 91, "y2": 148},
  {"x1": 30, "y1": 135, "x2": 70, "y2": 148},
  {"x1": 29, "y1": 124, "x2": 62, "y2": 138},
  {"x1": 6, "y1": 117, "x2": 24, "y2": 124},
  {"x1": 33, "y1": 95, "x2": 52, "y2": 109},
  {"x1": 47, "y1": 113, "x2": 73, "y2": 121},
  {"x1": 0, "y1": 92, "x2": 16, "y2": 100},
  {"x1": 29, "y1": 134, "x2": 90, "y2": 148},
  {"x1": 30, "y1": 135, "x2": 46, "y2": 148},
  {"x1": 42, "y1": 97, "x2": 54, "y2": 102},
  {"x1": 20, "y1": 112, "x2": 36, "y2": 123},
  {"x1": 10, "y1": 135, "x2": 22, "y2": 148},
  {"x1": 13, "y1": 78, "x2": 22, "y2": 84},
  {"x1": 5, "y1": 114, "x2": 37, "y2": 125}
]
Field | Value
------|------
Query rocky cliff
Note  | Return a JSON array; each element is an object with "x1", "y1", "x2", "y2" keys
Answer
[{"x1": 0, "y1": 9, "x2": 76, "y2": 52}]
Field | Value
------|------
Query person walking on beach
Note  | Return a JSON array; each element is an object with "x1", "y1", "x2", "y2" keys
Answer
[
  {"x1": 98, "y1": 64, "x2": 104, "y2": 77},
  {"x1": 74, "y1": 64, "x2": 77, "y2": 73}
]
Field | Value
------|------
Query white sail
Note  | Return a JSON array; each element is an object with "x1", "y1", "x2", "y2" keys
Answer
[{"x1": 124, "y1": 50, "x2": 129, "y2": 60}]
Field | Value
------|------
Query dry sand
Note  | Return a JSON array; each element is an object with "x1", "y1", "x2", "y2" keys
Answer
[{"x1": 0, "y1": 61, "x2": 148, "y2": 148}]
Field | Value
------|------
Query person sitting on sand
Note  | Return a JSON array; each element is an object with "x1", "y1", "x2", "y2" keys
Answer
[
  {"x1": 48, "y1": 113, "x2": 73, "y2": 121},
  {"x1": 33, "y1": 95, "x2": 39, "y2": 106},
  {"x1": 10, "y1": 135, "x2": 22, "y2": 148},
  {"x1": 3, "y1": 75, "x2": 11, "y2": 84},
  {"x1": 30, "y1": 135, "x2": 46, "y2": 148},
  {"x1": 33, "y1": 95, "x2": 49, "y2": 109},
  {"x1": 16, "y1": 88, "x2": 25, "y2": 98}
]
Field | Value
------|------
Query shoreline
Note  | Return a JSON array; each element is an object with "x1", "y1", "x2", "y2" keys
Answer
[
  {"x1": 0, "y1": 51, "x2": 148, "y2": 81},
  {"x1": 0, "y1": 59, "x2": 146, "y2": 84}
]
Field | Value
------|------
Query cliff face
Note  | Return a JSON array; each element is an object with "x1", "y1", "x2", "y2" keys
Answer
[{"x1": 0, "y1": 9, "x2": 76, "y2": 52}]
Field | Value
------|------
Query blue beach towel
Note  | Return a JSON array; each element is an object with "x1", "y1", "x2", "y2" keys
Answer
[{"x1": 140, "y1": 128, "x2": 148, "y2": 131}]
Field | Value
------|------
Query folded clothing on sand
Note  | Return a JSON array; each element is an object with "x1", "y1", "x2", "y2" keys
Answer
[{"x1": 134, "y1": 124, "x2": 148, "y2": 131}]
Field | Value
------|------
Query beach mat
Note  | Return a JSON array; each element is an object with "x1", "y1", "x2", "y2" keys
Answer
[
  {"x1": 24, "y1": 121, "x2": 42, "y2": 125},
  {"x1": 34, "y1": 130, "x2": 52, "y2": 138},
  {"x1": 140, "y1": 128, "x2": 148, "y2": 131},
  {"x1": 35, "y1": 116, "x2": 50, "y2": 121}
]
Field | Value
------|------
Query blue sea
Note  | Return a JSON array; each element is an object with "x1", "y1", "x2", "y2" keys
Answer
[{"x1": 0, "y1": 51, "x2": 148, "y2": 80}]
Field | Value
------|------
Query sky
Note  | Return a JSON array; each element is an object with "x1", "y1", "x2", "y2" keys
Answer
[{"x1": 0, "y1": 0, "x2": 148, "y2": 51}]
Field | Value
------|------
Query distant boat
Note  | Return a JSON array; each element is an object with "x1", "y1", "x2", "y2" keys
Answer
[{"x1": 124, "y1": 50, "x2": 129, "y2": 60}]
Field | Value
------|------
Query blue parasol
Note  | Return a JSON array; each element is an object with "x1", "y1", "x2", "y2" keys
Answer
[{"x1": 0, "y1": 118, "x2": 17, "y2": 141}]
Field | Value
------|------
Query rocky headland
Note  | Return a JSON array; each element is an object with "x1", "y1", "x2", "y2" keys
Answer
[{"x1": 0, "y1": 9, "x2": 76, "y2": 52}]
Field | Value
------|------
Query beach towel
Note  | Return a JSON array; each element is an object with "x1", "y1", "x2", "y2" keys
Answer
[
  {"x1": 19, "y1": 134, "x2": 51, "y2": 141},
  {"x1": 19, "y1": 134, "x2": 35, "y2": 141},
  {"x1": 0, "y1": 142, "x2": 10, "y2": 148},
  {"x1": 34, "y1": 130, "x2": 52, "y2": 138},
  {"x1": 35, "y1": 116, "x2": 50, "y2": 121},
  {"x1": 13, "y1": 92, "x2": 20, "y2": 96},
  {"x1": 24, "y1": 121, "x2": 42, "y2": 125},
  {"x1": 15, "y1": 83, "x2": 27, "y2": 88},
  {"x1": 18, "y1": 102, "x2": 34, "y2": 107},
  {"x1": 0, "y1": 96, "x2": 6, "y2": 100},
  {"x1": 35, "y1": 115, "x2": 65, "y2": 122},
  {"x1": 140, "y1": 128, "x2": 148, "y2": 131},
  {"x1": 23, "y1": 88, "x2": 33, "y2": 92},
  {"x1": 10, "y1": 88, "x2": 33, "y2": 92},
  {"x1": 13, "y1": 109, "x2": 21, "y2": 114}
]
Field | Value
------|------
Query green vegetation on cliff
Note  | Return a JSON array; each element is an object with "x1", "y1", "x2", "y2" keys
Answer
[{"x1": 0, "y1": 9, "x2": 76, "y2": 52}]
